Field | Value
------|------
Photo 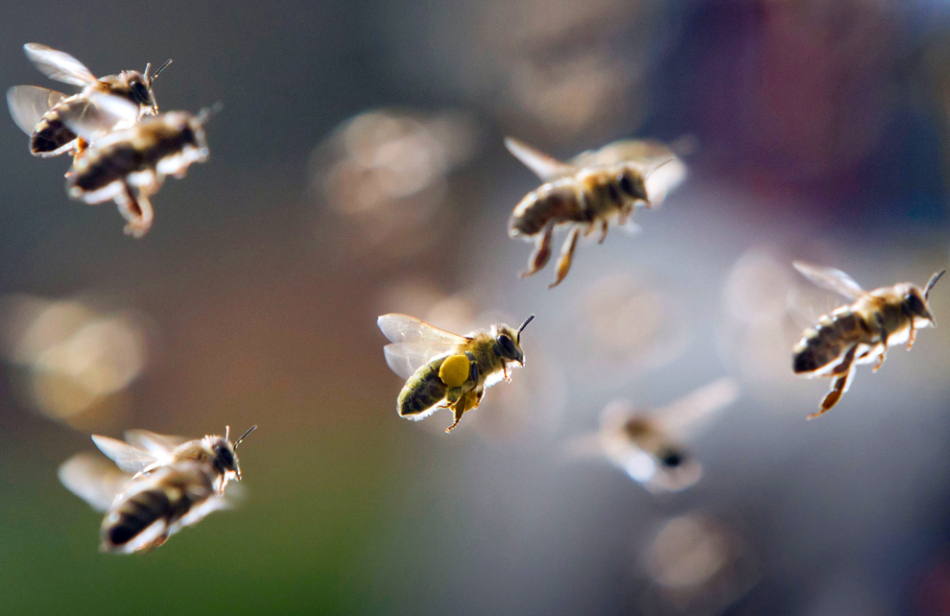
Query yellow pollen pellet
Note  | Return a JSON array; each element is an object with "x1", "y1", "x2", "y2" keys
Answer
[{"x1": 438, "y1": 354, "x2": 470, "y2": 387}]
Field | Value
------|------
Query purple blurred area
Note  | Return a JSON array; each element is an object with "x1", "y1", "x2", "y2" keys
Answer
[{"x1": 3, "y1": 0, "x2": 950, "y2": 614}]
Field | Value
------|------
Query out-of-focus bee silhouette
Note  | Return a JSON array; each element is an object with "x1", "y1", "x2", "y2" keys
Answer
[
  {"x1": 506, "y1": 136, "x2": 687, "y2": 287},
  {"x1": 60, "y1": 93, "x2": 213, "y2": 237},
  {"x1": 378, "y1": 313, "x2": 534, "y2": 432},
  {"x1": 567, "y1": 379, "x2": 739, "y2": 493},
  {"x1": 7, "y1": 43, "x2": 170, "y2": 160},
  {"x1": 792, "y1": 261, "x2": 945, "y2": 419},
  {"x1": 58, "y1": 426, "x2": 255, "y2": 554}
]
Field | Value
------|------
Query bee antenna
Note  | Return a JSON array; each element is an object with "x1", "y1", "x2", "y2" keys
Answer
[
  {"x1": 197, "y1": 101, "x2": 224, "y2": 124},
  {"x1": 925, "y1": 270, "x2": 946, "y2": 300},
  {"x1": 516, "y1": 314, "x2": 535, "y2": 342},
  {"x1": 225, "y1": 425, "x2": 230, "y2": 441},
  {"x1": 149, "y1": 58, "x2": 172, "y2": 83},
  {"x1": 234, "y1": 425, "x2": 257, "y2": 450}
]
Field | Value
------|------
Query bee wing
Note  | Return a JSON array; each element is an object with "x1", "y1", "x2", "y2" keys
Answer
[
  {"x1": 504, "y1": 136, "x2": 579, "y2": 181},
  {"x1": 123, "y1": 430, "x2": 189, "y2": 458},
  {"x1": 58, "y1": 452, "x2": 131, "y2": 512},
  {"x1": 793, "y1": 261, "x2": 865, "y2": 300},
  {"x1": 58, "y1": 92, "x2": 139, "y2": 143},
  {"x1": 378, "y1": 314, "x2": 468, "y2": 378},
  {"x1": 91, "y1": 435, "x2": 160, "y2": 474},
  {"x1": 6, "y1": 86, "x2": 67, "y2": 135},
  {"x1": 656, "y1": 378, "x2": 740, "y2": 439},
  {"x1": 23, "y1": 43, "x2": 97, "y2": 87}
]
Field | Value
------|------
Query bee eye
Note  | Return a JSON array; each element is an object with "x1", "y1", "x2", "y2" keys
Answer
[
  {"x1": 906, "y1": 292, "x2": 927, "y2": 316},
  {"x1": 498, "y1": 334, "x2": 516, "y2": 356},
  {"x1": 131, "y1": 81, "x2": 150, "y2": 105}
]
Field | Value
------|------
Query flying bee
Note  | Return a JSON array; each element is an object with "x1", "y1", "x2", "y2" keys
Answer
[
  {"x1": 60, "y1": 92, "x2": 213, "y2": 237},
  {"x1": 566, "y1": 379, "x2": 739, "y2": 493},
  {"x1": 377, "y1": 313, "x2": 534, "y2": 432},
  {"x1": 7, "y1": 43, "x2": 170, "y2": 159},
  {"x1": 58, "y1": 426, "x2": 255, "y2": 554},
  {"x1": 792, "y1": 261, "x2": 945, "y2": 418},
  {"x1": 505, "y1": 136, "x2": 687, "y2": 288}
]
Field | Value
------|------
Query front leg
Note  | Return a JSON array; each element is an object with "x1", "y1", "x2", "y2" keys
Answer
[
  {"x1": 520, "y1": 221, "x2": 555, "y2": 278},
  {"x1": 549, "y1": 226, "x2": 580, "y2": 288},
  {"x1": 598, "y1": 220, "x2": 608, "y2": 244},
  {"x1": 907, "y1": 321, "x2": 916, "y2": 350},
  {"x1": 618, "y1": 204, "x2": 633, "y2": 226},
  {"x1": 873, "y1": 325, "x2": 888, "y2": 372}
]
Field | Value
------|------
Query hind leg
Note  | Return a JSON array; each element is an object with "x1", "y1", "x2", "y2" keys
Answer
[
  {"x1": 446, "y1": 389, "x2": 483, "y2": 433},
  {"x1": 549, "y1": 226, "x2": 580, "y2": 288},
  {"x1": 115, "y1": 184, "x2": 154, "y2": 238},
  {"x1": 809, "y1": 345, "x2": 857, "y2": 419},
  {"x1": 520, "y1": 221, "x2": 555, "y2": 278}
]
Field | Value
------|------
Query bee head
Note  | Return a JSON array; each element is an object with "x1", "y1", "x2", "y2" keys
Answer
[
  {"x1": 904, "y1": 271, "x2": 944, "y2": 327},
  {"x1": 493, "y1": 315, "x2": 534, "y2": 366},
  {"x1": 617, "y1": 167, "x2": 649, "y2": 204},
  {"x1": 211, "y1": 425, "x2": 256, "y2": 484}
]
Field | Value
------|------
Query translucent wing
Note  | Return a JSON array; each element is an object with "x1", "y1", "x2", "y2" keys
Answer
[
  {"x1": 570, "y1": 139, "x2": 676, "y2": 168},
  {"x1": 91, "y1": 435, "x2": 159, "y2": 474},
  {"x1": 58, "y1": 92, "x2": 139, "y2": 143},
  {"x1": 123, "y1": 430, "x2": 188, "y2": 458},
  {"x1": 793, "y1": 261, "x2": 865, "y2": 300},
  {"x1": 58, "y1": 452, "x2": 130, "y2": 512},
  {"x1": 657, "y1": 378, "x2": 740, "y2": 439},
  {"x1": 24, "y1": 43, "x2": 97, "y2": 87},
  {"x1": 378, "y1": 314, "x2": 468, "y2": 379},
  {"x1": 6, "y1": 86, "x2": 66, "y2": 135},
  {"x1": 504, "y1": 136, "x2": 579, "y2": 181}
]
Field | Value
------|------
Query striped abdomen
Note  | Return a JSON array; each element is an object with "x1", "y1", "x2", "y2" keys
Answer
[
  {"x1": 100, "y1": 463, "x2": 214, "y2": 553},
  {"x1": 793, "y1": 311, "x2": 871, "y2": 374},
  {"x1": 397, "y1": 357, "x2": 450, "y2": 417},
  {"x1": 30, "y1": 97, "x2": 85, "y2": 156}
]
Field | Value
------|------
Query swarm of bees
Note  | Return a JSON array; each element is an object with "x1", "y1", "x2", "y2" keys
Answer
[
  {"x1": 791, "y1": 262, "x2": 945, "y2": 418},
  {"x1": 58, "y1": 426, "x2": 255, "y2": 554},
  {"x1": 7, "y1": 43, "x2": 212, "y2": 237}
]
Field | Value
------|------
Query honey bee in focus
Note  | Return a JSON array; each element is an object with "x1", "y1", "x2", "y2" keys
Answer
[
  {"x1": 792, "y1": 262, "x2": 944, "y2": 418},
  {"x1": 506, "y1": 137, "x2": 687, "y2": 288},
  {"x1": 378, "y1": 313, "x2": 534, "y2": 432},
  {"x1": 58, "y1": 426, "x2": 255, "y2": 554},
  {"x1": 7, "y1": 43, "x2": 170, "y2": 159},
  {"x1": 567, "y1": 379, "x2": 739, "y2": 493},
  {"x1": 61, "y1": 93, "x2": 213, "y2": 237}
]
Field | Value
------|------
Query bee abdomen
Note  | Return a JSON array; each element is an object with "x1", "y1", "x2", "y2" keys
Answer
[
  {"x1": 509, "y1": 184, "x2": 583, "y2": 236},
  {"x1": 30, "y1": 115, "x2": 76, "y2": 155},
  {"x1": 793, "y1": 313, "x2": 865, "y2": 374},
  {"x1": 70, "y1": 143, "x2": 146, "y2": 193},
  {"x1": 103, "y1": 489, "x2": 172, "y2": 547},
  {"x1": 397, "y1": 359, "x2": 448, "y2": 416}
]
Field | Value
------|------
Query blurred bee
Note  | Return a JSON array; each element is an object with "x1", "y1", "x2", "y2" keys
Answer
[
  {"x1": 378, "y1": 313, "x2": 534, "y2": 432},
  {"x1": 792, "y1": 261, "x2": 945, "y2": 418},
  {"x1": 58, "y1": 426, "x2": 255, "y2": 554},
  {"x1": 7, "y1": 43, "x2": 170, "y2": 159},
  {"x1": 60, "y1": 93, "x2": 213, "y2": 237},
  {"x1": 566, "y1": 379, "x2": 739, "y2": 493},
  {"x1": 506, "y1": 136, "x2": 687, "y2": 288}
]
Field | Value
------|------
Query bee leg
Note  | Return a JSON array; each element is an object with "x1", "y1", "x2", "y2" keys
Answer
[
  {"x1": 872, "y1": 317, "x2": 888, "y2": 371},
  {"x1": 618, "y1": 205, "x2": 633, "y2": 226},
  {"x1": 445, "y1": 390, "x2": 480, "y2": 433},
  {"x1": 115, "y1": 184, "x2": 154, "y2": 239},
  {"x1": 809, "y1": 345, "x2": 857, "y2": 419},
  {"x1": 521, "y1": 222, "x2": 555, "y2": 278},
  {"x1": 598, "y1": 220, "x2": 609, "y2": 244},
  {"x1": 549, "y1": 226, "x2": 580, "y2": 289},
  {"x1": 907, "y1": 321, "x2": 916, "y2": 350}
]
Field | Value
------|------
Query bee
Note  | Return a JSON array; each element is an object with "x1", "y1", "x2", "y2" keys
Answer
[
  {"x1": 505, "y1": 136, "x2": 687, "y2": 288},
  {"x1": 7, "y1": 43, "x2": 170, "y2": 159},
  {"x1": 792, "y1": 261, "x2": 945, "y2": 418},
  {"x1": 377, "y1": 313, "x2": 534, "y2": 432},
  {"x1": 566, "y1": 379, "x2": 739, "y2": 493},
  {"x1": 60, "y1": 93, "x2": 213, "y2": 237},
  {"x1": 58, "y1": 426, "x2": 255, "y2": 554}
]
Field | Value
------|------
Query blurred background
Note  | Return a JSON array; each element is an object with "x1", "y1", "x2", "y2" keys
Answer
[{"x1": 2, "y1": 0, "x2": 950, "y2": 614}]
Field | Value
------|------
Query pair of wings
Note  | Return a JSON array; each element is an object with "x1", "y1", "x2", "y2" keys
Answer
[
  {"x1": 503, "y1": 136, "x2": 688, "y2": 207},
  {"x1": 792, "y1": 261, "x2": 866, "y2": 300},
  {"x1": 378, "y1": 314, "x2": 470, "y2": 379},
  {"x1": 58, "y1": 430, "x2": 189, "y2": 512},
  {"x1": 8, "y1": 44, "x2": 141, "y2": 142}
]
